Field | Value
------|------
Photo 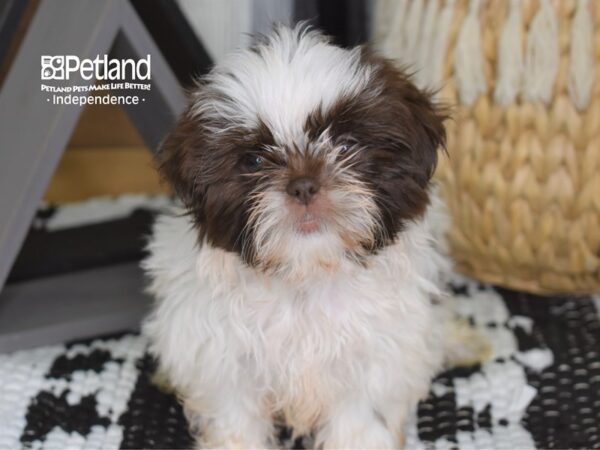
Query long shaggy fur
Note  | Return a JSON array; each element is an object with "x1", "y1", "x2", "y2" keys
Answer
[{"x1": 144, "y1": 24, "x2": 448, "y2": 449}]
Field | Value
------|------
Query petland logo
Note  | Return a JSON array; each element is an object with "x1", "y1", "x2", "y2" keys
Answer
[
  {"x1": 41, "y1": 54, "x2": 152, "y2": 106},
  {"x1": 41, "y1": 54, "x2": 151, "y2": 81}
]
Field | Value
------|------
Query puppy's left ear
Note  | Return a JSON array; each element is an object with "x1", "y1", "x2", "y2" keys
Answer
[
  {"x1": 352, "y1": 53, "x2": 448, "y2": 232},
  {"x1": 362, "y1": 53, "x2": 448, "y2": 188},
  {"x1": 397, "y1": 78, "x2": 447, "y2": 186}
]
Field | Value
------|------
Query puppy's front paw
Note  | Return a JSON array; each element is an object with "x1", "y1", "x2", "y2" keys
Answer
[
  {"x1": 318, "y1": 410, "x2": 401, "y2": 450},
  {"x1": 321, "y1": 423, "x2": 398, "y2": 449},
  {"x1": 188, "y1": 410, "x2": 274, "y2": 449}
]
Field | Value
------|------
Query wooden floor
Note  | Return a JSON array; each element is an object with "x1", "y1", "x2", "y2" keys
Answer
[
  {"x1": 44, "y1": 102, "x2": 170, "y2": 203},
  {"x1": 44, "y1": 146, "x2": 168, "y2": 202}
]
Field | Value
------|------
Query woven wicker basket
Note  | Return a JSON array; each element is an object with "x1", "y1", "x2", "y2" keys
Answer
[{"x1": 375, "y1": 0, "x2": 600, "y2": 294}]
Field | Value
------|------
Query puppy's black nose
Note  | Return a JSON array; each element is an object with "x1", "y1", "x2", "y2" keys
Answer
[{"x1": 286, "y1": 177, "x2": 320, "y2": 205}]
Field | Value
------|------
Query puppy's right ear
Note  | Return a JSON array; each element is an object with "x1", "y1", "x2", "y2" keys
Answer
[{"x1": 157, "y1": 107, "x2": 205, "y2": 207}]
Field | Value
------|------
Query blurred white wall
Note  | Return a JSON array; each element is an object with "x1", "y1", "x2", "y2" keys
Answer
[{"x1": 177, "y1": 0, "x2": 293, "y2": 62}]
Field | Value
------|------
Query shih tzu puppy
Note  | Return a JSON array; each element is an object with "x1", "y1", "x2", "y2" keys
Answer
[{"x1": 143, "y1": 25, "x2": 448, "y2": 449}]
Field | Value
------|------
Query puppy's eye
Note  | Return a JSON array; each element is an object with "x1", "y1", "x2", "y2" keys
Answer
[
  {"x1": 338, "y1": 142, "x2": 356, "y2": 157},
  {"x1": 242, "y1": 153, "x2": 264, "y2": 171},
  {"x1": 338, "y1": 138, "x2": 358, "y2": 156}
]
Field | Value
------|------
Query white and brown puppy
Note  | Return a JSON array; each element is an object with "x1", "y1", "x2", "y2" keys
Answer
[{"x1": 143, "y1": 25, "x2": 448, "y2": 449}]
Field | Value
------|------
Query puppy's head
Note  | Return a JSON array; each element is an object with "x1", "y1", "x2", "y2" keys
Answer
[{"x1": 159, "y1": 25, "x2": 446, "y2": 280}]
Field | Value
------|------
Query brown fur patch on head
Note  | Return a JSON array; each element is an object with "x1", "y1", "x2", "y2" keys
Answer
[
  {"x1": 305, "y1": 49, "x2": 447, "y2": 248},
  {"x1": 156, "y1": 105, "x2": 276, "y2": 262}
]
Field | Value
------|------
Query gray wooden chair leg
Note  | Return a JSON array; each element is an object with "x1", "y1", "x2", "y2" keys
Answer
[{"x1": 0, "y1": 0, "x2": 185, "y2": 351}]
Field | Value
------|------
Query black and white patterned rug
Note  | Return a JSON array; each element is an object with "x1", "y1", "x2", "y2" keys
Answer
[
  {"x1": 1, "y1": 195, "x2": 600, "y2": 449},
  {"x1": 1, "y1": 277, "x2": 599, "y2": 449}
]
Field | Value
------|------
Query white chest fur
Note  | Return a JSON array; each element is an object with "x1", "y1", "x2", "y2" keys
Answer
[{"x1": 143, "y1": 212, "x2": 446, "y2": 436}]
